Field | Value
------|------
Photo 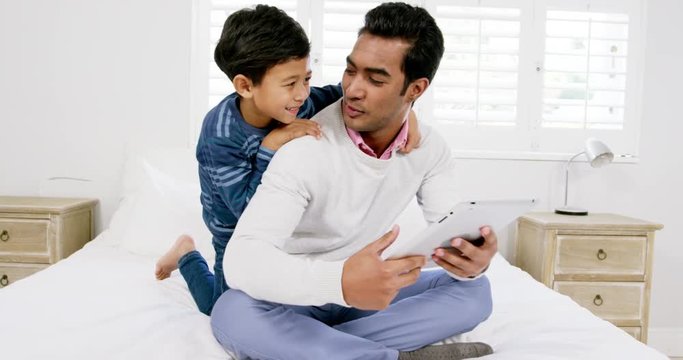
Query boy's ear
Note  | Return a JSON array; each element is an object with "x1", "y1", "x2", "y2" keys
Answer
[
  {"x1": 233, "y1": 75, "x2": 254, "y2": 99},
  {"x1": 405, "y1": 78, "x2": 430, "y2": 103}
]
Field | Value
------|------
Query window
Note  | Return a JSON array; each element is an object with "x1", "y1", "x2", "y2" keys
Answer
[{"x1": 191, "y1": 0, "x2": 645, "y2": 159}]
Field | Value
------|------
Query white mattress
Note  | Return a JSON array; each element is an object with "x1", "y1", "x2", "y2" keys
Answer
[{"x1": 0, "y1": 230, "x2": 667, "y2": 360}]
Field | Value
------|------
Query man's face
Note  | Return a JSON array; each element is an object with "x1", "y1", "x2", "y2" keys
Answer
[
  {"x1": 342, "y1": 34, "x2": 415, "y2": 135},
  {"x1": 251, "y1": 57, "x2": 312, "y2": 125}
]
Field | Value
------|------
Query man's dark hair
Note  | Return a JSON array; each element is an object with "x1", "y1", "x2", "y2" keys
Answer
[
  {"x1": 214, "y1": 5, "x2": 310, "y2": 86},
  {"x1": 359, "y1": 2, "x2": 444, "y2": 94}
]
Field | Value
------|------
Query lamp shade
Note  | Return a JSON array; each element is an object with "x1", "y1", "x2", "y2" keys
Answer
[{"x1": 585, "y1": 138, "x2": 614, "y2": 168}]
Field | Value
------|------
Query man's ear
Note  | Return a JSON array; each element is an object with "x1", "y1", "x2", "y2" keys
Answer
[
  {"x1": 233, "y1": 75, "x2": 254, "y2": 99},
  {"x1": 406, "y1": 78, "x2": 430, "y2": 102}
]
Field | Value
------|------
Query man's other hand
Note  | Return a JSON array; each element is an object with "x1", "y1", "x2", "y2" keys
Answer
[{"x1": 431, "y1": 226, "x2": 498, "y2": 278}]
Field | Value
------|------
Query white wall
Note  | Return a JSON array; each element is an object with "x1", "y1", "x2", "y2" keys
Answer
[
  {"x1": 1, "y1": 0, "x2": 681, "y2": 354},
  {"x1": 0, "y1": 0, "x2": 193, "y2": 230}
]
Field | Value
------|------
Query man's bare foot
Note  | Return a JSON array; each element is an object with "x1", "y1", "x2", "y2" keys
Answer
[{"x1": 155, "y1": 234, "x2": 196, "y2": 280}]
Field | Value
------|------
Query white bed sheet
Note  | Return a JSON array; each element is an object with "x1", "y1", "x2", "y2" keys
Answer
[{"x1": 0, "y1": 230, "x2": 667, "y2": 360}]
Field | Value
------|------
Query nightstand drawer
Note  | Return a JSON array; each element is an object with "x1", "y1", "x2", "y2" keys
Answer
[
  {"x1": 0, "y1": 263, "x2": 48, "y2": 288},
  {"x1": 553, "y1": 281, "x2": 644, "y2": 325},
  {"x1": 555, "y1": 235, "x2": 646, "y2": 280},
  {"x1": 0, "y1": 218, "x2": 50, "y2": 262}
]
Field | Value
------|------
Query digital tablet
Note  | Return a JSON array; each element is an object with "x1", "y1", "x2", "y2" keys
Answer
[{"x1": 381, "y1": 199, "x2": 537, "y2": 260}]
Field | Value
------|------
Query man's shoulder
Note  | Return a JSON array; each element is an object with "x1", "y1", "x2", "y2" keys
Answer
[
  {"x1": 411, "y1": 121, "x2": 451, "y2": 155},
  {"x1": 309, "y1": 98, "x2": 343, "y2": 127},
  {"x1": 261, "y1": 135, "x2": 330, "y2": 190},
  {"x1": 277, "y1": 100, "x2": 343, "y2": 156},
  {"x1": 268, "y1": 104, "x2": 343, "y2": 171},
  {"x1": 273, "y1": 131, "x2": 332, "y2": 165}
]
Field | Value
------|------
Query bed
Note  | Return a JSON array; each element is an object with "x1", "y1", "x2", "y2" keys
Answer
[{"x1": 0, "y1": 148, "x2": 668, "y2": 360}]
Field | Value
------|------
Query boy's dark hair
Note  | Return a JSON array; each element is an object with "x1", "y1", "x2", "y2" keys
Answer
[
  {"x1": 214, "y1": 5, "x2": 310, "y2": 86},
  {"x1": 359, "y1": 2, "x2": 444, "y2": 94}
]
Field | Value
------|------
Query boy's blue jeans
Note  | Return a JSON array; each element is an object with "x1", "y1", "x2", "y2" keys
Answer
[
  {"x1": 210, "y1": 269, "x2": 492, "y2": 360},
  {"x1": 178, "y1": 236, "x2": 229, "y2": 315}
]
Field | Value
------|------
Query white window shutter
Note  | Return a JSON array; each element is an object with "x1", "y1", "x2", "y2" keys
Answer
[
  {"x1": 192, "y1": 0, "x2": 646, "y2": 158},
  {"x1": 542, "y1": 9, "x2": 629, "y2": 130},
  {"x1": 535, "y1": 0, "x2": 644, "y2": 158},
  {"x1": 429, "y1": 1, "x2": 523, "y2": 128}
]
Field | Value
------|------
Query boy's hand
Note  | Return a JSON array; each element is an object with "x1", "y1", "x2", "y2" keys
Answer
[
  {"x1": 341, "y1": 225, "x2": 426, "y2": 310},
  {"x1": 261, "y1": 119, "x2": 322, "y2": 151},
  {"x1": 398, "y1": 109, "x2": 421, "y2": 154}
]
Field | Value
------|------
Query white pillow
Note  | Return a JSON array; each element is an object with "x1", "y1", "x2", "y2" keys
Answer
[
  {"x1": 107, "y1": 147, "x2": 428, "y2": 265},
  {"x1": 109, "y1": 148, "x2": 215, "y2": 262}
]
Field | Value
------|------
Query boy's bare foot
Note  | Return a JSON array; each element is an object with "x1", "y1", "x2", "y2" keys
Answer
[{"x1": 155, "y1": 234, "x2": 196, "y2": 280}]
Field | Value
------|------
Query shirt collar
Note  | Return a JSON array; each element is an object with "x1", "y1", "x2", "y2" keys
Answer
[{"x1": 345, "y1": 117, "x2": 409, "y2": 160}]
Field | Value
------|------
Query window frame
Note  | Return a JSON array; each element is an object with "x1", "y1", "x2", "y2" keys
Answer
[{"x1": 190, "y1": 0, "x2": 646, "y2": 163}]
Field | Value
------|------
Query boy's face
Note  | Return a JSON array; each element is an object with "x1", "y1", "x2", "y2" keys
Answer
[
  {"x1": 341, "y1": 33, "x2": 416, "y2": 136},
  {"x1": 251, "y1": 57, "x2": 312, "y2": 124}
]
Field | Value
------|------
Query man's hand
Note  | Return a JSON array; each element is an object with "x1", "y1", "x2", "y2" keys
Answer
[
  {"x1": 342, "y1": 225, "x2": 426, "y2": 310},
  {"x1": 261, "y1": 119, "x2": 322, "y2": 151},
  {"x1": 431, "y1": 226, "x2": 498, "y2": 278},
  {"x1": 398, "y1": 109, "x2": 420, "y2": 154}
]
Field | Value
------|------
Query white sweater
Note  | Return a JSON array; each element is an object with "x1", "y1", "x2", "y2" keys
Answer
[{"x1": 223, "y1": 99, "x2": 460, "y2": 306}]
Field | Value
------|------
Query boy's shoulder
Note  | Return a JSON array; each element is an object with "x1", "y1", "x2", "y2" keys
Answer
[
  {"x1": 198, "y1": 93, "x2": 269, "y2": 147},
  {"x1": 203, "y1": 93, "x2": 239, "y2": 127}
]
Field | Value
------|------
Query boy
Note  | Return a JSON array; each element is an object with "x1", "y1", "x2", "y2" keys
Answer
[{"x1": 154, "y1": 4, "x2": 420, "y2": 315}]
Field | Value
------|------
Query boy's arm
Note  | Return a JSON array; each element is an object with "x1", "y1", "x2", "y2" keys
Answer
[
  {"x1": 203, "y1": 136, "x2": 275, "y2": 219},
  {"x1": 298, "y1": 84, "x2": 343, "y2": 118}
]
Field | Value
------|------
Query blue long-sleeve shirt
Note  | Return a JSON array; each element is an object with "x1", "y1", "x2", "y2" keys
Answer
[{"x1": 196, "y1": 84, "x2": 342, "y2": 245}]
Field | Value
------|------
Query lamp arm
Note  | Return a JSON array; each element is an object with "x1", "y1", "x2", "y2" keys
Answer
[{"x1": 563, "y1": 151, "x2": 586, "y2": 207}]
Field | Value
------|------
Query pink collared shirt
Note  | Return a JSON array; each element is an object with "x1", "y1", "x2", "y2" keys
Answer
[{"x1": 345, "y1": 119, "x2": 409, "y2": 160}]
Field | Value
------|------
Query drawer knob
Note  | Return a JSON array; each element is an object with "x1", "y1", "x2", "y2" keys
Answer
[
  {"x1": 593, "y1": 294, "x2": 604, "y2": 306},
  {"x1": 596, "y1": 248, "x2": 607, "y2": 261},
  {"x1": 0, "y1": 230, "x2": 9, "y2": 242},
  {"x1": 0, "y1": 274, "x2": 8, "y2": 287}
]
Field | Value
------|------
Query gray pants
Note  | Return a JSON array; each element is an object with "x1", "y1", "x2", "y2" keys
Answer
[{"x1": 210, "y1": 269, "x2": 492, "y2": 360}]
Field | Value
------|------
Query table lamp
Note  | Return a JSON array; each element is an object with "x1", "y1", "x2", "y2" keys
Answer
[{"x1": 555, "y1": 138, "x2": 614, "y2": 215}]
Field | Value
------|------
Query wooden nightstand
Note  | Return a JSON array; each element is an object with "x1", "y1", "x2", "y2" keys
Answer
[
  {"x1": 0, "y1": 196, "x2": 98, "y2": 288},
  {"x1": 515, "y1": 212, "x2": 662, "y2": 343}
]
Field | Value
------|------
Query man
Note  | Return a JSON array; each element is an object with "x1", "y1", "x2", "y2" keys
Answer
[{"x1": 211, "y1": 3, "x2": 497, "y2": 360}]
